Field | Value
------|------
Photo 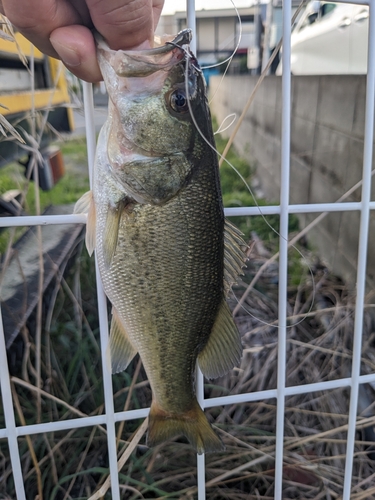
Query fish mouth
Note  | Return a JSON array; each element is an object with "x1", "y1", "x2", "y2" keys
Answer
[
  {"x1": 96, "y1": 29, "x2": 192, "y2": 78},
  {"x1": 136, "y1": 29, "x2": 192, "y2": 56}
]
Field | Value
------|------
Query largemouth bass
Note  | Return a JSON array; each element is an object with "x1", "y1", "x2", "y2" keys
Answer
[{"x1": 75, "y1": 29, "x2": 245, "y2": 454}]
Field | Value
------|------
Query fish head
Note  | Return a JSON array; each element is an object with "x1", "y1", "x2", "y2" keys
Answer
[{"x1": 97, "y1": 30, "x2": 214, "y2": 205}]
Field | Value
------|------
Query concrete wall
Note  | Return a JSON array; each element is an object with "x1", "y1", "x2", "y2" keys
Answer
[{"x1": 210, "y1": 74, "x2": 375, "y2": 286}]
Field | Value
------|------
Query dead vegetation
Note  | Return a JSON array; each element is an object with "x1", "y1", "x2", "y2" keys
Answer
[{"x1": 2, "y1": 234, "x2": 375, "y2": 499}]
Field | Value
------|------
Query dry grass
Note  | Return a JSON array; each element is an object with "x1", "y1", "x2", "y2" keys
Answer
[
  {"x1": 214, "y1": 242, "x2": 375, "y2": 499},
  {"x1": 2, "y1": 238, "x2": 375, "y2": 499}
]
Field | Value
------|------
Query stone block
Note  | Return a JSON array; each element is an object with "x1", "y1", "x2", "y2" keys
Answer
[
  {"x1": 311, "y1": 124, "x2": 350, "y2": 197},
  {"x1": 316, "y1": 75, "x2": 358, "y2": 135},
  {"x1": 289, "y1": 156, "x2": 311, "y2": 205},
  {"x1": 292, "y1": 76, "x2": 320, "y2": 123}
]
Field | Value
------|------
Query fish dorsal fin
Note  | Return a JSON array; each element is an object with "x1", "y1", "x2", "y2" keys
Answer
[
  {"x1": 197, "y1": 299, "x2": 242, "y2": 379},
  {"x1": 107, "y1": 308, "x2": 138, "y2": 374},
  {"x1": 224, "y1": 218, "x2": 247, "y2": 295},
  {"x1": 74, "y1": 191, "x2": 96, "y2": 256}
]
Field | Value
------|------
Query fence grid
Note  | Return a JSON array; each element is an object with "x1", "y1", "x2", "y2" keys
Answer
[{"x1": 0, "y1": 0, "x2": 375, "y2": 499}]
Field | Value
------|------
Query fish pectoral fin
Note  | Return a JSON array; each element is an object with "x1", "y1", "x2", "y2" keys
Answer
[
  {"x1": 147, "y1": 399, "x2": 224, "y2": 454},
  {"x1": 224, "y1": 218, "x2": 247, "y2": 295},
  {"x1": 198, "y1": 299, "x2": 242, "y2": 380},
  {"x1": 103, "y1": 204, "x2": 122, "y2": 268},
  {"x1": 107, "y1": 308, "x2": 138, "y2": 374},
  {"x1": 103, "y1": 198, "x2": 132, "y2": 268},
  {"x1": 74, "y1": 190, "x2": 92, "y2": 215},
  {"x1": 74, "y1": 191, "x2": 96, "y2": 256}
]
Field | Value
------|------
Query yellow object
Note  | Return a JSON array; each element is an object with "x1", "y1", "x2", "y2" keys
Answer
[
  {"x1": 0, "y1": 31, "x2": 74, "y2": 131},
  {"x1": 0, "y1": 32, "x2": 44, "y2": 59}
]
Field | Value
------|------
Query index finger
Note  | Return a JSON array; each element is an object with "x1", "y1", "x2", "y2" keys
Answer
[{"x1": 0, "y1": 0, "x2": 91, "y2": 58}]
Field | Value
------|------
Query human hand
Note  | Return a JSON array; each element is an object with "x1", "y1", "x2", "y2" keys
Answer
[{"x1": 0, "y1": 0, "x2": 165, "y2": 82}]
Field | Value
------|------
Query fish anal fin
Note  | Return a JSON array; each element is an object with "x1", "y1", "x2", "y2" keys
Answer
[
  {"x1": 198, "y1": 300, "x2": 242, "y2": 380},
  {"x1": 74, "y1": 191, "x2": 96, "y2": 255},
  {"x1": 147, "y1": 399, "x2": 224, "y2": 454},
  {"x1": 107, "y1": 308, "x2": 137, "y2": 374}
]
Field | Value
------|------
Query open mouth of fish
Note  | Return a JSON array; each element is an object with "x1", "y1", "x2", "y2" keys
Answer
[
  {"x1": 95, "y1": 29, "x2": 204, "y2": 205},
  {"x1": 96, "y1": 29, "x2": 196, "y2": 78}
]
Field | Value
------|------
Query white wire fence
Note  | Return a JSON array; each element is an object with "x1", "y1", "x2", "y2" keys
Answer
[{"x1": 0, "y1": 0, "x2": 375, "y2": 498}]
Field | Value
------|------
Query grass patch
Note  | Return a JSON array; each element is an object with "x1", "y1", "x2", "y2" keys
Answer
[
  {"x1": 216, "y1": 132, "x2": 299, "y2": 246},
  {"x1": 59, "y1": 137, "x2": 88, "y2": 163},
  {"x1": 25, "y1": 167, "x2": 89, "y2": 211},
  {"x1": 0, "y1": 138, "x2": 89, "y2": 255},
  {"x1": 0, "y1": 138, "x2": 89, "y2": 213}
]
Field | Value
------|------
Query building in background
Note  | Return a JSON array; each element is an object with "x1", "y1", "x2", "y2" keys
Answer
[{"x1": 157, "y1": 5, "x2": 266, "y2": 78}]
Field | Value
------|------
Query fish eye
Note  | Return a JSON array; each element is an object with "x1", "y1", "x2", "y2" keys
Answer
[{"x1": 170, "y1": 89, "x2": 189, "y2": 113}]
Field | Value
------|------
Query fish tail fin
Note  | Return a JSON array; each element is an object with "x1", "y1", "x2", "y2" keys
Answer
[{"x1": 147, "y1": 399, "x2": 224, "y2": 454}]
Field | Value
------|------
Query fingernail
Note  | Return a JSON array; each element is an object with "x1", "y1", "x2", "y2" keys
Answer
[{"x1": 50, "y1": 38, "x2": 81, "y2": 67}]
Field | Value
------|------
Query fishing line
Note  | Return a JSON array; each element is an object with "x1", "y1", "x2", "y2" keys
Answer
[
  {"x1": 202, "y1": 0, "x2": 242, "y2": 106},
  {"x1": 182, "y1": 47, "x2": 316, "y2": 330},
  {"x1": 218, "y1": 0, "x2": 309, "y2": 166},
  {"x1": 201, "y1": 0, "x2": 241, "y2": 70},
  {"x1": 214, "y1": 114, "x2": 237, "y2": 135}
]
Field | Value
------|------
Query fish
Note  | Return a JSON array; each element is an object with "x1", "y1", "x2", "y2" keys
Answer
[{"x1": 74, "y1": 29, "x2": 246, "y2": 454}]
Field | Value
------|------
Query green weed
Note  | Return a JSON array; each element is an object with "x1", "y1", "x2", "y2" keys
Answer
[
  {"x1": 216, "y1": 130, "x2": 299, "y2": 246},
  {"x1": 0, "y1": 138, "x2": 89, "y2": 254}
]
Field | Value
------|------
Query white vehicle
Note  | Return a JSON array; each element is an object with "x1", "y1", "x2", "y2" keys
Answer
[{"x1": 276, "y1": 1, "x2": 369, "y2": 75}]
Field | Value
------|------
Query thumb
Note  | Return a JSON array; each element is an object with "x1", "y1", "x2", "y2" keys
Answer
[{"x1": 50, "y1": 25, "x2": 102, "y2": 83}]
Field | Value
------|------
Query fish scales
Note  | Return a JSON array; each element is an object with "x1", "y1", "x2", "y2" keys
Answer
[
  {"x1": 98, "y1": 125, "x2": 224, "y2": 411},
  {"x1": 75, "y1": 29, "x2": 246, "y2": 454}
]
